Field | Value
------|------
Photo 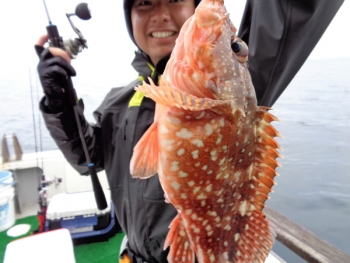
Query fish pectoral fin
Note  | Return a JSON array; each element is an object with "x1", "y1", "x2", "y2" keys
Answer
[
  {"x1": 130, "y1": 122, "x2": 159, "y2": 179},
  {"x1": 136, "y1": 78, "x2": 229, "y2": 111},
  {"x1": 164, "y1": 214, "x2": 195, "y2": 263}
]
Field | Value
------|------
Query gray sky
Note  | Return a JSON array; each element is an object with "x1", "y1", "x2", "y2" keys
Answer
[{"x1": 0, "y1": 0, "x2": 349, "y2": 89}]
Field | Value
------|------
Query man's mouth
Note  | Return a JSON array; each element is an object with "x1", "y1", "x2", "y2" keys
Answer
[{"x1": 151, "y1": 31, "x2": 176, "y2": 39}]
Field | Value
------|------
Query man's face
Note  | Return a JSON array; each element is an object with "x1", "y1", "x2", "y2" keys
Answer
[{"x1": 131, "y1": 0, "x2": 195, "y2": 66}]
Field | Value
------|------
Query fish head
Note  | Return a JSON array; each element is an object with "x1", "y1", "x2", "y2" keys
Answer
[{"x1": 163, "y1": 0, "x2": 254, "y2": 112}]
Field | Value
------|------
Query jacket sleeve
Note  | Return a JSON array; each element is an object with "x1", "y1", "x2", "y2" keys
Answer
[
  {"x1": 40, "y1": 97, "x2": 104, "y2": 175},
  {"x1": 238, "y1": 0, "x2": 344, "y2": 107}
]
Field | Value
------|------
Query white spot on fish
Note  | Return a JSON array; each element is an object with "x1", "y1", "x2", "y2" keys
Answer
[
  {"x1": 170, "y1": 161, "x2": 179, "y2": 171},
  {"x1": 205, "y1": 123, "x2": 213, "y2": 136},
  {"x1": 239, "y1": 200, "x2": 248, "y2": 216},
  {"x1": 205, "y1": 184, "x2": 212, "y2": 192},
  {"x1": 216, "y1": 134, "x2": 223, "y2": 145},
  {"x1": 210, "y1": 255, "x2": 215, "y2": 262},
  {"x1": 223, "y1": 252, "x2": 228, "y2": 260},
  {"x1": 181, "y1": 193, "x2": 187, "y2": 199},
  {"x1": 210, "y1": 150, "x2": 218, "y2": 161},
  {"x1": 224, "y1": 224, "x2": 231, "y2": 231},
  {"x1": 195, "y1": 111, "x2": 205, "y2": 120},
  {"x1": 202, "y1": 165, "x2": 208, "y2": 170},
  {"x1": 188, "y1": 181, "x2": 195, "y2": 187},
  {"x1": 219, "y1": 157, "x2": 226, "y2": 165},
  {"x1": 236, "y1": 250, "x2": 241, "y2": 256},
  {"x1": 171, "y1": 181, "x2": 180, "y2": 191},
  {"x1": 169, "y1": 116, "x2": 181, "y2": 125},
  {"x1": 217, "y1": 198, "x2": 223, "y2": 203},
  {"x1": 197, "y1": 193, "x2": 207, "y2": 200},
  {"x1": 179, "y1": 171, "x2": 188, "y2": 178},
  {"x1": 235, "y1": 233, "x2": 240, "y2": 242},
  {"x1": 220, "y1": 118, "x2": 225, "y2": 127},
  {"x1": 193, "y1": 186, "x2": 201, "y2": 194},
  {"x1": 205, "y1": 225, "x2": 212, "y2": 231},
  {"x1": 207, "y1": 170, "x2": 213, "y2": 175},
  {"x1": 192, "y1": 150, "x2": 199, "y2": 159},
  {"x1": 176, "y1": 128, "x2": 193, "y2": 139},
  {"x1": 195, "y1": 162, "x2": 200, "y2": 167},
  {"x1": 185, "y1": 209, "x2": 192, "y2": 215},
  {"x1": 160, "y1": 125, "x2": 169, "y2": 134},
  {"x1": 191, "y1": 139, "x2": 204, "y2": 147},
  {"x1": 224, "y1": 241, "x2": 228, "y2": 247},
  {"x1": 177, "y1": 148, "x2": 185, "y2": 156},
  {"x1": 208, "y1": 211, "x2": 217, "y2": 217}
]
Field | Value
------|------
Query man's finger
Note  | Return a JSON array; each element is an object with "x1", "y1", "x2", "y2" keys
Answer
[
  {"x1": 36, "y1": 35, "x2": 49, "y2": 46},
  {"x1": 48, "y1": 47, "x2": 71, "y2": 63}
]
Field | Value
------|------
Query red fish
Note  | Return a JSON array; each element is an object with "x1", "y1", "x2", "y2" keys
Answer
[{"x1": 130, "y1": 0, "x2": 282, "y2": 262}]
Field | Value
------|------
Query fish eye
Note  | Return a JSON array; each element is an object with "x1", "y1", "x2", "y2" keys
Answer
[
  {"x1": 231, "y1": 42, "x2": 242, "y2": 54},
  {"x1": 231, "y1": 40, "x2": 249, "y2": 63}
]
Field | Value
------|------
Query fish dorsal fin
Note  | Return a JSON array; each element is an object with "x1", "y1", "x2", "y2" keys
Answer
[
  {"x1": 135, "y1": 78, "x2": 229, "y2": 111},
  {"x1": 231, "y1": 106, "x2": 281, "y2": 261},
  {"x1": 253, "y1": 106, "x2": 283, "y2": 209},
  {"x1": 130, "y1": 122, "x2": 159, "y2": 179},
  {"x1": 164, "y1": 214, "x2": 195, "y2": 263},
  {"x1": 226, "y1": 107, "x2": 281, "y2": 261}
]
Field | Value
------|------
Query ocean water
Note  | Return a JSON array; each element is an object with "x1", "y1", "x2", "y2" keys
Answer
[{"x1": 0, "y1": 57, "x2": 349, "y2": 262}]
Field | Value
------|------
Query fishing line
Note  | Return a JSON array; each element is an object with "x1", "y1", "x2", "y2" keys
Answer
[
  {"x1": 29, "y1": 69, "x2": 39, "y2": 170},
  {"x1": 35, "y1": 74, "x2": 44, "y2": 172}
]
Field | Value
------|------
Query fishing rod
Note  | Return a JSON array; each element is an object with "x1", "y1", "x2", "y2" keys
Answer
[{"x1": 42, "y1": 1, "x2": 107, "y2": 210}]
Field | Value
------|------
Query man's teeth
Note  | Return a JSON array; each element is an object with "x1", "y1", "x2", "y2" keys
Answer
[{"x1": 152, "y1": 31, "x2": 175, "y2": 38}]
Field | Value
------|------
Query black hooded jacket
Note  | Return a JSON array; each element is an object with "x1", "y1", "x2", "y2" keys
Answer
[
  {"x1": 40, "y1": 52, "x2": 175, "y2": 263},
  {"x1": 40, "y1": 1, "x2": 344, "y2": 262}
]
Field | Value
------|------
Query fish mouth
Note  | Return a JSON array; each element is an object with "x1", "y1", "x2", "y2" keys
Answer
[{"x1": 151, "y1": 31, "x2": 177, "y2": 39}]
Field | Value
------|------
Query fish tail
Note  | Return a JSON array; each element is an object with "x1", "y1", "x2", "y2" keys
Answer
[{"x1": 164, "y1": 214, "x2": 195, "y2": 263}]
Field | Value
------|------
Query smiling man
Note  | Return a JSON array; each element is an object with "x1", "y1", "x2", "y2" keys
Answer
[{"x1": 131, "y1": 0, "x2": 195, "y2": 65}]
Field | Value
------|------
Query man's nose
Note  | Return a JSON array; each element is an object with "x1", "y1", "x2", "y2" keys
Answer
[{"x1": 151, "y1": 3, "x2": 171, "y2": 22}]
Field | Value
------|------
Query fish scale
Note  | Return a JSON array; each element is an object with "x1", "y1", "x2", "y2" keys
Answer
[{"x1": 130, "y1": 0, "x2": 282, "y2": 262}]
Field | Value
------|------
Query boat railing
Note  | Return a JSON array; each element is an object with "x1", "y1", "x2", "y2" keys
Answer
[
  {"x1": 1, "y1": 133, "x2": 23, "y2": 163},
  {"x1": 264, "y1": 206, "x2": 350, "y2": 263}
]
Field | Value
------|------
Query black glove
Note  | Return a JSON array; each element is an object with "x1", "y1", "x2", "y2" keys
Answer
[{"x1": 36, "y1": 46, "x2": 76, "y2": 113}]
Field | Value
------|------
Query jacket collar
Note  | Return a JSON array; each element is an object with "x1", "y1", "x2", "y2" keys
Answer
[{"x1": 131, "y1": 51, "x2": 171, "y2": 85}]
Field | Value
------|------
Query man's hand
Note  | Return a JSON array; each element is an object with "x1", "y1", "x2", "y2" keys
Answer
[{"x1": 36, "y1": 35, "x2": 76, "y2": 112}]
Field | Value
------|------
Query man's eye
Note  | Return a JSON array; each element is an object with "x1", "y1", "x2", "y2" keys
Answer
[
  {"x1": 138, "y1": 1, "x2": 152, "y2": 6},
  {"x1": 170, "y1": 0, "x2": 182, "y2": 2}
]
